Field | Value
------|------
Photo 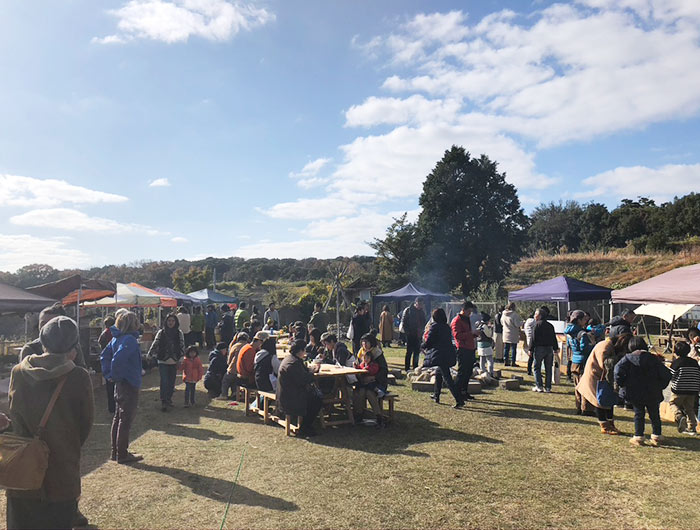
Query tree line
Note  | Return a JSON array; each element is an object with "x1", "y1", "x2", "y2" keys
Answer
[{"x1": 1, "y1": 146, "x2": 698, "y2": 299}]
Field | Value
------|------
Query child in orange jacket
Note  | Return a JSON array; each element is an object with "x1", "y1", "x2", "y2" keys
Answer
[{"x1": 182, "y1": 345, "x2": 204, "y2": 407}]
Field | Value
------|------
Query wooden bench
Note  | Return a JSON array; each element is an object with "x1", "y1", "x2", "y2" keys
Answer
[
  {"x1": 252, "y1": 390, "x2": 301, "y2": 436},
  {"x1": 378, "y1": 392, "x2": 398, "y2": 422},
  {"x1": 241, "y1": 386, "x2": 257, "y2": 416}
]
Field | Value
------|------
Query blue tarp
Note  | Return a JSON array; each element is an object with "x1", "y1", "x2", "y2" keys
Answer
[
  {"x1": 508, "y1": 276, "x2": 611, "y2": 302},
  {"x1": 373, "y1": 282, "x2": 453, "y2": 301},
  {"x1": 155, "y1": 287, "x2": 200, "y2": 304},
  {"x1": 187, "y1": 288, "x2": 238, "y2": 305}
]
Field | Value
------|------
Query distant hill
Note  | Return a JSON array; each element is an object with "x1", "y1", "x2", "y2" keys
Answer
[{"x1": 505, "y1": 248, "x2": 700, "y2": 291}]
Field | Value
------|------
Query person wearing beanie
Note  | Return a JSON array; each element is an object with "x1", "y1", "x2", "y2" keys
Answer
[
  {"x1": 19, "y1": 302, "x2": 86, "y2": 367},
  {"x1": 6, "y1": 316, "x2": 94, "y2": 530}
]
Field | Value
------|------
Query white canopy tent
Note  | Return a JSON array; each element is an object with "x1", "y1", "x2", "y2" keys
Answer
[
  {"x1": 84, "y1": 283, "x2": 171, "y2": 307},
  {"x1": 634, "y1": 303, "x2": 696, "y2": 324}
]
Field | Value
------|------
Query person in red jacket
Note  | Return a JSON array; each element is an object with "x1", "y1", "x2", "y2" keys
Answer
[
  {"x1": 182, "y1": 346, "x2": 204, "y2": 407},
  {"x1": 236, "y1": 331, "x2": 267, "y2": 386},
  {"x1": 451, "y1": 301, "x2": 480, "y2": 400}
]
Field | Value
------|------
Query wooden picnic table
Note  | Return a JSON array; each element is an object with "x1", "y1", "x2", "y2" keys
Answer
[{"x1": 313, "y1": 365, "x2": 366, "y2": 428}]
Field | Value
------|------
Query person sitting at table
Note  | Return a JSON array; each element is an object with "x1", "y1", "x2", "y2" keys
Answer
[
  {"x1": 203, "y1": 342, "x2": 228, "y2": 398},
  {"x1": 237, "y1": 331, "x2": 267, "y2": 387},
  {"x1": 277, "y1": 339, "x2": 323, "y2": 438},
  {"x1": 320, "y1": 332, "x2": 355, "y2": 367},
  {"x1": 353, "y1": 344, "x2": 388, "y2": 428},
  {"x1": 305, "y1": 328, "x2": 324, "y2": 361},
  {"x1": 221, "y1": 332, "x2": 249, "y2": 400},
  {"x1": 254, "y1": 337, "x2": 281, "y2": 393},
  {"x1": 292, "y1": 322, "x2": 309, "y2": 345}
]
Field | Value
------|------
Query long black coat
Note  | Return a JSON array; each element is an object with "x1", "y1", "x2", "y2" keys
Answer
[
  {"x1": 422, "y1": 322, "x2": 456, "y2": 368},
  {"x1": 276, "y1": 354, "x2": 315, "y2": 417}
]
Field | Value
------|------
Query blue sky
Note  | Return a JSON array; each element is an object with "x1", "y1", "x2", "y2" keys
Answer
[{"x1": 1, "y1": 0, "x2": 700, "y2": 272}]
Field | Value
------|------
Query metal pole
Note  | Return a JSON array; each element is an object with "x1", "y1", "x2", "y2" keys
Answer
[{"x1": 336, "y1": 281, "x2": 340, "y2": 335}]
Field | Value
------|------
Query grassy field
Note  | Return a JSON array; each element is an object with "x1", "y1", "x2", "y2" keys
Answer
[{"x1": 3, "y1": 346, "x2": 699, "y2": 529}]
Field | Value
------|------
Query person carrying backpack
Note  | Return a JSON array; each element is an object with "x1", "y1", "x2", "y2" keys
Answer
[{"x1": 615, "y1": 337, "x2": 672, "y2": 447}]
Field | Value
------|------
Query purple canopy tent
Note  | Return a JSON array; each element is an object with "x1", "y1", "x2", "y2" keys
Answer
[
  {"x1": 508, "y1": 276, "x2": 612, "y2": 320},
  {"x1": 372, "y1": 282, "x2": 454, "y2": 326}
]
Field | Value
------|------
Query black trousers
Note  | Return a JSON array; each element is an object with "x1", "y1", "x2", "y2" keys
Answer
[
  {"x1": 105, "y1": 378, "x2": 115, "y2": 414},
  {"x1": 7, "y1": 497, "x2": 77, "y2": 530},
  {"x1": 455, "y1": 348, "x2": 475, "y2": 394},
  {"x1": 405, "y1": 335, "x2": 421, "y2": 370},
  {"x1": 434, "y1": 364, "x2": 462, "y2": 404},
  {"x1": 301, "y1": 390, "x2": 323, "y2": 430}
]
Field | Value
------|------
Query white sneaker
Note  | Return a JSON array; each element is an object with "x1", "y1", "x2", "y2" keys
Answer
[
  {"x1": 532, "y1": 386, "x2": 543, "y2": 392},
  {"x1": 683, "y1": 430, "x2": 697, "y2": 436}
]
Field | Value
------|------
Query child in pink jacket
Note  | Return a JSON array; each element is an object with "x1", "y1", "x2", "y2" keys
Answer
[{"x1": 182, "y1": 345, "x2": 204, "y2": 407}]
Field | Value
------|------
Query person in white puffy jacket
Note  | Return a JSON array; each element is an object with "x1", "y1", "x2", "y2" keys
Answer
[{"x1": 501, "y1": 303, "x2": 523, "y2": 367}]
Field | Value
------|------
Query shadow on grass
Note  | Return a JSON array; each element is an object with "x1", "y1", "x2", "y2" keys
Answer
[
  {"x1": 477, "y1": 398, "x2": 581, "y2": 415},
  {"x1": 130, "y1": 462, "x2": 299, "y2": 510},
  {"x1": 311, "y1": 410, "x2": 503, "y2": 456},
  {"x1": 154, "y1": 423, "x2": 234, "y2": 441},
  {"x1": 466, "y1": 403, "x2": 596, "y2": 426}
]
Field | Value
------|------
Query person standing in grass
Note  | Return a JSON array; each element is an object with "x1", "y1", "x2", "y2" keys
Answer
[
  {"x1": 424, "y1": 308, "x2": 464, "y2": 409},
  {"x1": 493, "y1": 305, "x2": 505, "y2": 361},
  {"x1": 451, "y1": 301, "x2": 479, "y2": 399},
  {"x1": 98, "y1": 315, "x2": 116, "y2": 414},
  {"x1": 668, "y1": 341, "x2": 700, "y2": 435},
  {"x1": 181, "y1": 345, "x2": 204, "y2": 407},
  {"x1": 148, "y1": 313, "x2": 185, "y2": 412},
  {"x1": 177, "y1": 306, "x2": 192, "y2": 346},
  {"x1": 615, "y1": 337, "x2": 672, "y2": 447},
  {"x1": 576, "y1": 334, "x2": 631, "y2": 435},
  {"x1": 379, "y1": 305, "x2": 394, "y2": 348},
  {"x1": 501, "y1": 303, "x2": 523, "y2": 367},
  {"x1": 101, "y1": 310, "x2": 143, "y2": 464},
  {"x1": 566, "y1": 310, "x2": 594, "y2": 413},
  {"x1": 476, "y1": 312, "x2": 495, "y2": 376},
  {"x1": 531, "y1": 308, "x2": 559, "y2": 393},
  {"x1": 190, "y1": 306, "x2": 205, "y2": 347},
  {"x1": 7, "y1": 316, "x2": 94, "y2": 529},
  {"x1": 234, "y1": 302, "x2": 250, "y2": 332},
  {"x1": 401, "y1": 297, "x2": 427, "y2": 372},
  {"x1": 205, "y1": 305, "x2": 218, "y2": 349}
]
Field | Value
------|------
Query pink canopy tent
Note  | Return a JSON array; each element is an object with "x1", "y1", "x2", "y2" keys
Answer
[{"x1": 611, "y1": 263, "x2": 700, "y2": 305}]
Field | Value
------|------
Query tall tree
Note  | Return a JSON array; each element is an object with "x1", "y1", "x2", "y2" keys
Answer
[
  {"x1": 369, "y1": 213, "x2": 419, "y2": 291},
  {"x1": 415, "y1": 146, "x2": 529, "y2": 296},
  {"x1": 528, "y1": 201, "x2": 584, "y2": 252}
]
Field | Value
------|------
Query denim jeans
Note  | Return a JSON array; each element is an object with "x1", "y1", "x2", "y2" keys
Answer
[
  {"x1": 633, "y1": 402, "x2": 662, "y2": 437},
  {"x1": 533, "y1": 346, "x2": 553, "y2": 390},
  {"x1": 184, "y1": 382, "x2": 196, "y2": 405},
  {"x1": 479, "y1": 354, "x2": 494, "y2": 376},
  {"x1": 158, "y1": 363, "x2": 177, "y2": 404},
  {"x1": 504, "y1": 343, "x2": 517, "y2": 365}
]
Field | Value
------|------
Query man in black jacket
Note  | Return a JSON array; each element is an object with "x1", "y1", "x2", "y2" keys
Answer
[
  {"x1": 531, "y1": 308, "x2": 559, "y2": 393},
  {"x1": 401, "y1": 297, "x2": 427, "y2": 372},
  {"x1": 609, "y1": 309, "x2": 636, "y2": 339}
]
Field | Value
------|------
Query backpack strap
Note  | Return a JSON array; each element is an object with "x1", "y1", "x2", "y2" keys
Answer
[{"x1": 36, "y1": 375, "x2": 68, "y2": 438}]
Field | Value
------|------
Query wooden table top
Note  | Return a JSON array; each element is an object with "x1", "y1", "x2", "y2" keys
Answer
[{"x1": 313, "y1": 365, "x2": 367, "y2": 378}]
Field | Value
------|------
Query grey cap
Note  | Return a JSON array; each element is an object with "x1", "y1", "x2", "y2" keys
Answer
[{"x1": 40, "y1": 316, "x2": 79, "y2": 354}]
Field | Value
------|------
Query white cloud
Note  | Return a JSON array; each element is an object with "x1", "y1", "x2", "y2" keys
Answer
[
  {"x1": 95, "y1": 0, "x2": 275, "y2": 44},
  {"x1": 577, "y1": 163, "x2": 700, "y2": 203},
  {"x1": 10, "y1": 208, "x2": 166, "y2": 236},
  {"x1": 0, "y1": 234, "x2": 91, "y2": 272},
  {"x1": 258, "y1": 3, "x2": 700, "y2": 256},
  {"x1": 0, "y1": 174, "x2": 128, "y2": 208},
  {"x1": 289, "y1": 158, "x2": 331, "y2": 178},
  {"x1": 149, "y1": 177, "x2": 171, "y2": 187},
  {"x1": 171, "y1": 236, "x2": 188, "y2": 243}
]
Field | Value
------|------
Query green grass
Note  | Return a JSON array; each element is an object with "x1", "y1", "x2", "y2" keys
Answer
[{"x1": 3, "y1": 346, "x2": 699, "y2": 529}]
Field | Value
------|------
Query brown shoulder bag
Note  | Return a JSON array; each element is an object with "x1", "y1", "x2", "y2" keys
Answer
[{"x1": 0, "y1": 376, "x2": 67, "y2": 490}]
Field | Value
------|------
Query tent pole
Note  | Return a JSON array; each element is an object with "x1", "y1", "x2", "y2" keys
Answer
[
  {"x1": 336, "y1": 282, "x2": 340, "y2": 336},
  {"x1": 557, "y1": 302, "x2": 561, "y2": 320},
  {"x1": 76, "y1": 286, "x2": 81, "y2": 329}
]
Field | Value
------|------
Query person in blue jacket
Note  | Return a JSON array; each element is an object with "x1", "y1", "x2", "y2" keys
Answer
[
  {"x1": 615, "y1": 336, "x2": 672, "y2": 447},
  {"x1": 101, "y1": 310, "x2": 143, "y2": 464},
  {"x1": 566, "y1": 310, "x2": 594, "y2": 414}
]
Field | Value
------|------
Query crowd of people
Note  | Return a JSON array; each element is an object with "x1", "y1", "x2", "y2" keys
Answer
[{"x1": 2, "y1": 295, "x2": 699, "y2": 529}]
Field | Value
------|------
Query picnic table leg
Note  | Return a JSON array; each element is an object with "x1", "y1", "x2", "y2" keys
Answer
[
  {"x1": 339, "y1": 378, "x2": 355, "y2": 425},
  {"x1": 263, "y1": 396, "x2": 269, "y2": 424}
]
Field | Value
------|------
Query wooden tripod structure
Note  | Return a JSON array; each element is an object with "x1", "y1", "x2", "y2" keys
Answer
[{"x1": 323, "y1": 264, "x2": 354, "y2": 334}]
